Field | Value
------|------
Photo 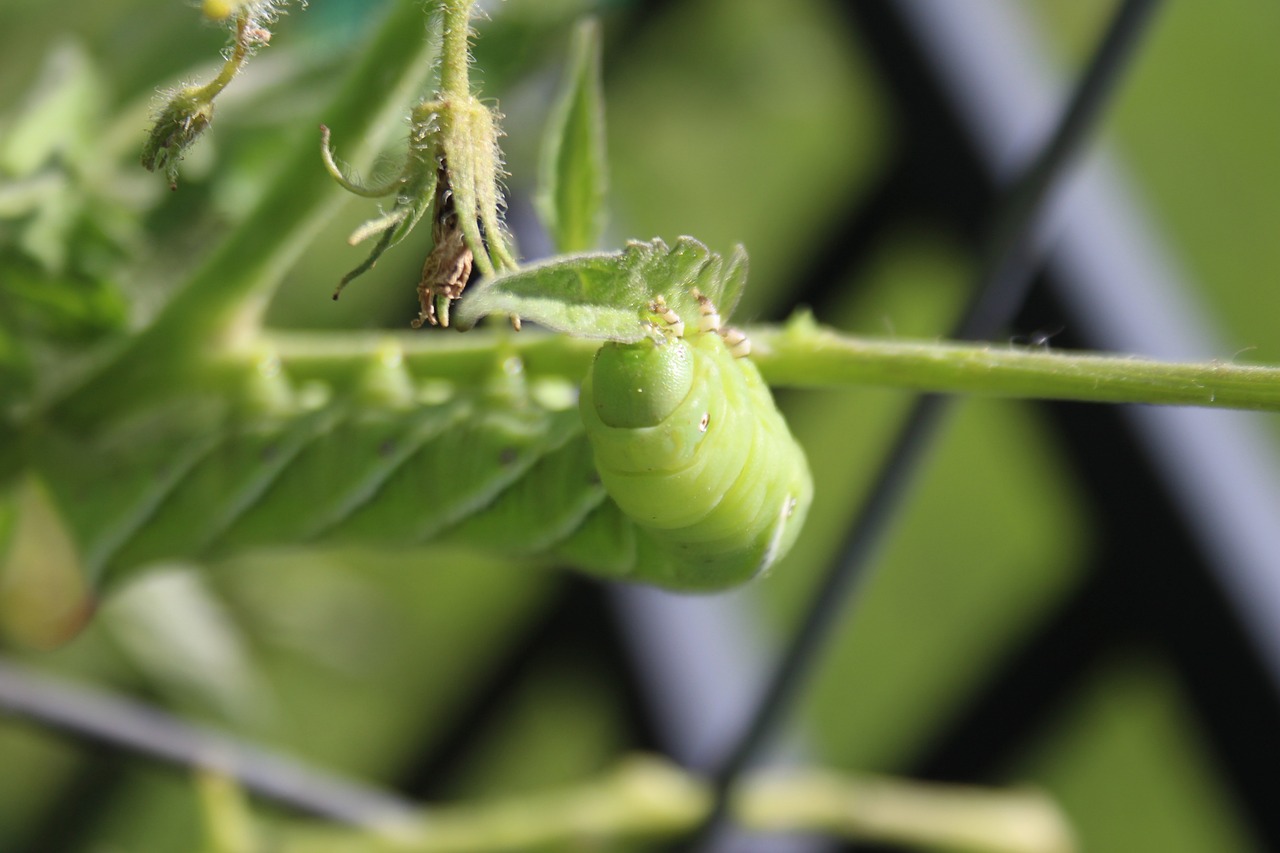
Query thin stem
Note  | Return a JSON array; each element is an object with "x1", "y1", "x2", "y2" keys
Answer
[
  {"x1": 193, "y1": 11, "x2": 254, "y2": 102},
  {"x1": 751, "y1": 325, "x2": 1280, "y2": 411},
  {"x1": 320, "y1": 125, "x2": 408, "y2": 199},
  {"x1": 247, "y1": 326, "x2": 1280, "y2": 413},
  {"x1": 438, "y1": 0, "x2": 475, "y2": 100},
  {"x1": 737, "y1": 770, "x2": 1074, "y2": 853},
  {"x1": 687, "y1": 0, "x2": 1164, "y2": 846}
]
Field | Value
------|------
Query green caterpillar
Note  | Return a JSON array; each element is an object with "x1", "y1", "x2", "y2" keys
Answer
[
  {"x1": 580, "y1": 292, "x2": 812, "y2": 588},
  {"x1": 30, "y1": 291, "x2": 810, "y2": 593}
]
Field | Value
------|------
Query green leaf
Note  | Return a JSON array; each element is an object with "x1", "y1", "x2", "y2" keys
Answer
[
  {"x1": 536, "y1": 17, "x2": 608, "y2": 254},
  {"x1": 0, "y1": 41, "x2": 101, "y2": 177},
  {"x1": 457, "y1": 237, "x2": 750, "y2": 341}
]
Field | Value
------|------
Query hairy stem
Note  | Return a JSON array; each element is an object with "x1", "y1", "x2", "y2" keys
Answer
[
  {"x1": 193, "y1": 11, "x2": 254, "y2": 102},
  {"x1": 250, "y1": 326, "x2": 1280, "y2": 414},
  {"x1": 749, "y1": 322, "x2": 1280, "y2": 411},
  {"x1": 438, "y1": 0, "x2": 476, "y2": 100}
]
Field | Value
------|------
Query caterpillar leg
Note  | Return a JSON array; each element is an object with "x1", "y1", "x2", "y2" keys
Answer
[
  {"x1": 647, "y1": 295, "x2": 685, "y2": 338},
  {"x1": 718, "y1": 326, "x2": 750, "y2": 358}
]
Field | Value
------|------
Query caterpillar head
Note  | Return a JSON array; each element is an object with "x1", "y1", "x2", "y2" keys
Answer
[{"x1": 589, "y1": 334, "x2": 693, "y2": 430}]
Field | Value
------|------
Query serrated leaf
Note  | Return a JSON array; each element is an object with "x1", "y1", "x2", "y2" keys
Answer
[
  {"x1": 536, "y1": 17, "x2": 608, "y2": 254},
  {"x1": 455, "y1": 249, "x2": 649, "y2": 341},
  {"x1": 456, "y1": 237, "x2": 751, "y2": 341}
]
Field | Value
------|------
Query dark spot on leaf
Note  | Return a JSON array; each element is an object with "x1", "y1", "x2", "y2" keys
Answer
[
  {"x1": 498, "y1": 447, "x2": 518, "y2": 466},
  {"x1": 378, "y1": 439, "x2": 397, "y2": 458},
  {"x1": 261, "y1": 444, "x2": 279, "y2": 463}
]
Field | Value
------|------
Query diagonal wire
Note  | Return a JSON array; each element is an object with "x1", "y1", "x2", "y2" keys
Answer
[
  {"x1": 687, "y1": 0, "x2": 1164, "y2": 846},
  {"x1": 0, "y1": 658, "x2": 420, "y2": 828}
]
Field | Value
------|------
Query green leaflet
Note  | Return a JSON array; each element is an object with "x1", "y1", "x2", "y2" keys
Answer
[
  {"x1": 108, "y1": 406, "x2": 344, "y2": 571},
  {"x1": 437, "y1": 435, "x2": 609, "y2": 557},
  {"x1": 454, "y1": 236, "x2": 748, "y2": 340},
  {"x1": 319, "y1": 402, "x2": 579, "y2": 545},
  {"x1": 34, "y1": 401, "x2": 229, "y2": 584},
  {"x1": 536, "y1": 18, "x2": 608, "y2": 254}
]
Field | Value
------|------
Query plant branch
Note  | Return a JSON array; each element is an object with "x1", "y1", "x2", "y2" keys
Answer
[
  {"x1": 193, "y1": 11, "x2": 255, "y2": 103},
  {"x1": 737, "y1": 770, "x2": 1074, "y2": 853},
  {"x1": 438, "y1": 0, "x2": 476, "y2": 100},
  {"x1": 277, "y1": 763, "x2": 1072, "y2": 852},
  {"x1": 242, "y1": 326, "x2": 1280, "y2": 414},
  {"x1": 749, "y1": 321, "x2": 1280, "y2": 411}
]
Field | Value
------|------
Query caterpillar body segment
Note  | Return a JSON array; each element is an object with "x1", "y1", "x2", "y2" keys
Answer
[
  {"x1": 580, "y1": 299, "x2": 813, "y2": 590},
  {"x1": 29, "y1": 376, "x2": 617, "y2": 590},
  {"x1": 430, "y1": 428, "x2": 609, "y2": 557},
  {"x1": 107, "y1": 406, "x2": 344, "y2": 573},
  {"x1": 33, "y1": 365, "x2": 740, "y2": 592},
  {"x1": 216, "y1": 404, "x2": 467, "y2": 549},
  {"x1": 547, "y1": 498, "x2": 638, "y2": 581},
  {"x1": 582, "y1": 335, "x2": 746, "y2": 531},
  {"x1": 317, "y1": 403, "x2": 578, "y2": 546}
]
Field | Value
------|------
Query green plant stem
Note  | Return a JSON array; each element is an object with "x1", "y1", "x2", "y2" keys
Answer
[
  {"x1": 196, "y1": 771, "x2": 259, "y2": 853},
  {"x1": 438, "y1": 0, "x2": 475, "y2": 99},
  {"x1": 737, "y1": 770, "x2": 1073, "y2": 853},
  {"x1": 50, "y1": 0, "x2": 439, "y2": 426},
  {"x1": 244, "y1": 325, "x2": 1280, "y2": 414},
  {"x1": 253, "y1": 329, "x2": 599, "y2": 387},
  {"x1": 193, "y1": 11, "x2": 253, "y2": 102},
  {"x1": 276, "y1": 758, "x2": 1071, "y2": 853},
  {"x1": 749, "y1": 321, "x2": 1280, "y2": 411}
]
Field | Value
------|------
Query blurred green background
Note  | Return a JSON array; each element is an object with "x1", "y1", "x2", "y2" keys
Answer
[{"x1": 2, "y1": 0, "x2": 1277, "y2": 850}]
